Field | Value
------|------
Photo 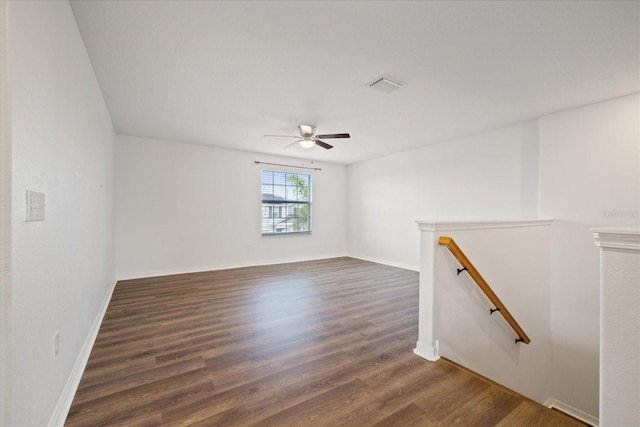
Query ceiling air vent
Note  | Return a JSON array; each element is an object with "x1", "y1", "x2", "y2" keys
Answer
[{"x1": 369, "y1": 77, "x2": 403, "y2": 93}]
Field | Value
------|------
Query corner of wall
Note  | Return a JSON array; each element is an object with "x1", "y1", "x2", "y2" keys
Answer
[
  {"x1": 544, "y1": 398, "x2": 599, "y2": 426},
  {"x1": 0, "y1": 1, "x2": 12, "y2": 425},
  {"x1": 48, "y1": 279, "x2": 117, "y2": 427}
]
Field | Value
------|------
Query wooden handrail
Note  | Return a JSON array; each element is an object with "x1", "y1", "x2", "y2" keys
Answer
[{"x1": 439, "y1": 236, "x2": 531, "y2": 344}]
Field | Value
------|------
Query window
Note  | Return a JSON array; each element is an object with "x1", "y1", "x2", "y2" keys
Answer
[{"x1": 261, "y1": 169, "x2": 311, "y2": 235}]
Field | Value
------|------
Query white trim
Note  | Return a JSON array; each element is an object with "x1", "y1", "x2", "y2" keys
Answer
[
  {"x1": 592, "y1": 228, "x2": 640, "y2": 251},
  {"x1": 48, "y1": 279, "x2": 117, "y2": 427},
  {"x1": 414, "y1": 340, "x2": 440, "y2": 361},
  {"x1": 0, "y1": 1, "x2": 11, "y2": 425},
  {"x1": 416, "y1": 219, "x2": 553, "y2": 232},
  {"x1": 347, "y1": 253, "x2": 419, "y2": 272},
  {"x1": 544, "y1": 398, "x2": 599, "y2": 426},
  {"x1": 116, "y1": 253, "x2": 349, "y2": 281}
]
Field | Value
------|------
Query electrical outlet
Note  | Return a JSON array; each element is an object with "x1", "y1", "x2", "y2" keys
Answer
[
  {"x1": 54, "y1": 331, "x2": 59, "y2": 358},
  {"x1": 26, "y1": 190, "x2": 45, "y2": 221}
]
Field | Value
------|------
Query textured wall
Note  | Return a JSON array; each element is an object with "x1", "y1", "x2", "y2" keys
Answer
[
  {"x1": 348, "y1": 121, "x2": 539, "y2": 270},
  {"x1": 115, "y1": 135, "x2": 347, "y2": 279},
  {"x1": 10, "y1": 1, "x2": 115, "y2": 425},
  {"x1": 540, "y1": 94, "x2": 640, "y2": 418}
]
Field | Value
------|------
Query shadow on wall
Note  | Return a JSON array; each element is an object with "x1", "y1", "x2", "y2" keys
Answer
[
  {"x1": 546, "y1": 341, "x2": 599, "y2": 423},
  {"x1": 548, "y1": 220, "x2": 602, "y2": 420}
]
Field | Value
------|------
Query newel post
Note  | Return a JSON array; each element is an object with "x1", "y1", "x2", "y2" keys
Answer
[
  {"x1": 592, "y1": 228, "x2": 640, "y2": 426},
  {"x1": 414, "y1": 221, "x2": 440, "y2": 361}
]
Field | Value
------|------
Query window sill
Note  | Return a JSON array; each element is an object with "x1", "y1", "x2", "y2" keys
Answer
[{"x1": 261, "y1": 231, "x2": 312, "y2": 237}]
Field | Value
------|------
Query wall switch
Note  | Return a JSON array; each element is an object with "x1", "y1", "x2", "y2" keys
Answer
[
  {"x1": 54, "y1": 331, "x2": 59, "y2": 357},
  {"x1": 26, "y1": 190, "x2": 45, "y2": 221}
]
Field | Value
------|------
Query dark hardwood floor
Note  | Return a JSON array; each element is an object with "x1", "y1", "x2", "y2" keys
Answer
[{"x1": 66, "y1": 257, "x2": 584, "y2": 426}]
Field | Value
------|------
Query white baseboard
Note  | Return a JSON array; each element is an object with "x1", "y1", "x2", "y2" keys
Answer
[
  {"x1": 116, "y1": 253, "x2": 350, "y2": 281},
  {"x1": 414, "y1": 340, "x2": 440, "y2": 361},
  {"x1": 544, "y1": 398, "x2": 599, "y2": 426},
  {"x1": 48, "y1": 279, "x2": 117, "y2": 427},
  {"x1": 347, "y1": 253, "x2": 419, "y2": 272}
]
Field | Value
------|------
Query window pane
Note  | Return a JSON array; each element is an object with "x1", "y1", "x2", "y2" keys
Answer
[{"x1": 261, "y1": 169, "x2": 311, "y2": 235}]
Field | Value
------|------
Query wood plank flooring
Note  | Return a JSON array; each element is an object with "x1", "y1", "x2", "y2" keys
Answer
[{"x1": 66, "y1": 257, "x2": 585, "y2": 426}]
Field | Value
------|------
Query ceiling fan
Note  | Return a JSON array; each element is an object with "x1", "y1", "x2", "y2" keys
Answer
[{"x1": 264, "y1": 124, "x2": 350, "y2": 150}]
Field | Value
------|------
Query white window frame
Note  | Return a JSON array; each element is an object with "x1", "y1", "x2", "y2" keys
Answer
[{"x1": 261, "y1": 169, "x2": 312, "y2": 236}]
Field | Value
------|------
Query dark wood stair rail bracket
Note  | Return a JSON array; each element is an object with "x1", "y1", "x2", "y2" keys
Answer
[{"x1": 438, "y1": 236, "x2": 531, "y2": 345}]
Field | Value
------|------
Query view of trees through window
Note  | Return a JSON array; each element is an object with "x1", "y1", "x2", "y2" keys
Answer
[{"x1": 261, "y1": 169, "x2": 311, "y2": 235}]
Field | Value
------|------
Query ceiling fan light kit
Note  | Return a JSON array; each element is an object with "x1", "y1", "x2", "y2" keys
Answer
[{"x1": 299, "y1": 137, "x2": 315, "y2": 148}]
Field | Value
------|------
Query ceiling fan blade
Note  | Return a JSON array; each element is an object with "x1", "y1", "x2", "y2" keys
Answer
[
  {"x1": 264, "y1": 134, "x2": 300, "y2": 139},
  {"x1": 315, "y1": 133, "x2": 350, "y2": 139},
  {"x1": 314, "y1": 140, "x2": 333, "y2": 150},
  {"x1": 284, "y1": 140, "x2": 302, "y2": 149}
]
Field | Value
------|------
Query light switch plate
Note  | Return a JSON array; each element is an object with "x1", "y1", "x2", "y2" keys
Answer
[{"x1": 26, "y1": 190, "x2": 45, "y2": 221}]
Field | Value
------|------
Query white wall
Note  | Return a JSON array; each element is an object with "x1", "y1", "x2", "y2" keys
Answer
[
  {"x1": 347, "y1": 121, "x2": 539, "y2": 270},
  {"x1": 115, "y1": 135, "x2": 347, "y2": 279},
  {"x1": 539, "y1": 94, "x2": 639, "y2": 418},
  {"x1": 416, "y1": 221, "x2": 552, "y2": 405},
  {"x1": 349, "y1": 93, "x2": 639, "y2": 421},
  {"x1": 9, "y1": 1, "x2": 115, "y2": 426}
]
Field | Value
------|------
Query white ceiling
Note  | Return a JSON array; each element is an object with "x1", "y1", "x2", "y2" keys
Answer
[{"x1": 70, "y1": 0, "x2": 639, "y2": 165}]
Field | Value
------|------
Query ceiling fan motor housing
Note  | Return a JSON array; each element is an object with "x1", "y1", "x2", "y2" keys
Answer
[{"x1": 299, "y1": 124, "x2": 316, "y2": 136}]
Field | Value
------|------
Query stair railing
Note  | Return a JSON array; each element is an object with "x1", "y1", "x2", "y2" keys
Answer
[{"x1": 439, "y1": 236, "x2": 531, "y2": 344}]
